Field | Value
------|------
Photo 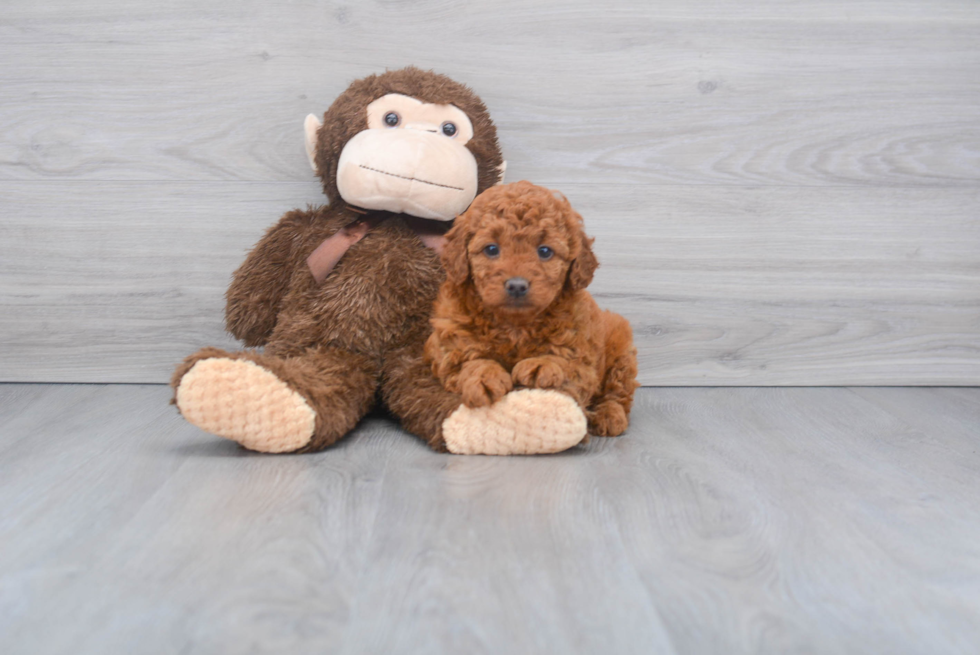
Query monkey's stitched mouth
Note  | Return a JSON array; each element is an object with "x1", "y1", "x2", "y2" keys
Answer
[{"x1": 359, "y1": 165, "x2": 464, "y2": 191}]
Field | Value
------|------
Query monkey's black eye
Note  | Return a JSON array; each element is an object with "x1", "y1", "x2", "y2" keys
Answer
[
  {"x1": 483, "y1": 243, "x2": 500, "y2": 257},
  {"x1": 384, "y1": 112, "x2": 400, "y2": 127},
  {"x1": 441, "y1": 122, "x2": 457, "y2": 137},
  {"x1": 537, "y1": 246, "x2": 554, "y2": 260}
]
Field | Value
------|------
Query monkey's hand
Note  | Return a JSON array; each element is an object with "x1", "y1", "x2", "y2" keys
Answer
[{"x1": 226, "y1": 210, "x2": 314, "y2": 346}]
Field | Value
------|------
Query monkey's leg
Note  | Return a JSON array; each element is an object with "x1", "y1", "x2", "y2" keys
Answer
[
  {"x1": 587, "y1": 312, "x2": 639, "y2": 437},
  {"x1": 172, "y1": 346, "x2": 378, "y2": 453},
  {"x1": 381, "y1": 342, "x2": 588, "y2": 455}
]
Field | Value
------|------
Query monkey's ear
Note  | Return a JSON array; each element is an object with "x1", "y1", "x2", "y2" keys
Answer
[
  {"x1": 495, "y1": 161, "x2": 507, "y2": 185},
  {"x1": 304, "y1": 114, "x2": 322, "y2": 174},
  {"x1": 568, "y1": 233, "x2": 598, "y2": 291},
  {"x1": 441, "y1": 221, "x2": 471, "y2": 286}
]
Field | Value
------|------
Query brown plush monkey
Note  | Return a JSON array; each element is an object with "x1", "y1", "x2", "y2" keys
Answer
[{"x1": 172, "y1": 67, "x2": 588, "y2": 455}]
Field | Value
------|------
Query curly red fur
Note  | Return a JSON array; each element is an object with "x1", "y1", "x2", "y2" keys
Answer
[{"x1": 425, "y1": 181, "x2": 639, "y2": 437}]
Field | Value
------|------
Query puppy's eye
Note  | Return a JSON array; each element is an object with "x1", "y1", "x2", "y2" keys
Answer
[
  {"x1": 384, "y1": 112, "x2": 400, "y2": 127},
  {"x1": 441, "y1": 122, "x2": 457, "y2": 137},
  {"x1": 537, "y1": 245, "x2": 554, "y2": 260},
  {"x1": 483, "y1": 244, "x2": 500, "y2": 257}
]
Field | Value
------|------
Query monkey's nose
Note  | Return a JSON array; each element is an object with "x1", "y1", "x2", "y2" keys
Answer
[
  {"x1": 403, "y1": 121, "x2": 440, "y2": 133},
  {"x1": 505, "y1": 277, "x2": 529, "y2": 298}
]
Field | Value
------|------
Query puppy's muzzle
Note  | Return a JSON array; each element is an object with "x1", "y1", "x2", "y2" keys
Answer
[{"x1": 505, "y1": 277, "x2": 530, "y2": 299}]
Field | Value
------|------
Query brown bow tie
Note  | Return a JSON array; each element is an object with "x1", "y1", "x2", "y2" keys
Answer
[{"x1": 306, "y1": 214, "x2": 449, "y2": 284}]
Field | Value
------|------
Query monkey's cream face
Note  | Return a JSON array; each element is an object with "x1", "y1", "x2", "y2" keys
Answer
[{"x1": 334, "y1": 94, "x2": 479, "y2": 220}]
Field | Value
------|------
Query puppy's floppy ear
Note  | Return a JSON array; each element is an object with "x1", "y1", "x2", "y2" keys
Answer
[
  {"x1": 441, "y1": 216, "x2": 471, "y2": 286},
  {"x1": 562, "y1": 201, "x2": 599, "y2": 291},
  {"x1": 568, "y1": 231, "x2": 598, "y2": 291}
]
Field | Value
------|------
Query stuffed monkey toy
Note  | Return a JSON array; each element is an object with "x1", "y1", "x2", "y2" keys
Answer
[{"x1": 172, "y1": 67, "x2": 588, "y2": 455}]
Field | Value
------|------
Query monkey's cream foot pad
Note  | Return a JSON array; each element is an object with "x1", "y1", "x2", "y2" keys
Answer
[
  {"x1": 175, "y1": 358, "x2": 316, "y2": 453},
  {"x1": 442, "y1": 388, "x2": 587, "y2": 455}
]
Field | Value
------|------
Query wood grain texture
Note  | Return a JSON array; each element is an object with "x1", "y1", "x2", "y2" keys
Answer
[
  {"x1": 1, "y1": 384, "x2": 979, "y2": 654},
  {"x1": 2, "y1": 2, "x2": 978, "y2": 186},
  {"x1": 0, "y1": 0, "x2": 978, "y2": 384},
  {"x1": 1, "y1": 182, "x2": 976, "y2": 384}
]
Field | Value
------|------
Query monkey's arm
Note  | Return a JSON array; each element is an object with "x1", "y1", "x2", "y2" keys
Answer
[{"x1": 225, "y1": 209, "x2": 315, "y2": 347}]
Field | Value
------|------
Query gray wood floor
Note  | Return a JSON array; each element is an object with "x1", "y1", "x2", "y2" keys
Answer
[
  {"x1": 1, "y1": 384, "x2": 978, "y2": 654},
  {"x1": 2, "y1": 1, "x2": 978, "y2": 385}
]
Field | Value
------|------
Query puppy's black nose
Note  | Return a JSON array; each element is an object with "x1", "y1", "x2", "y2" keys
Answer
[{"x1": 505, "y1": 277, "x2": 529, "y2": 298}]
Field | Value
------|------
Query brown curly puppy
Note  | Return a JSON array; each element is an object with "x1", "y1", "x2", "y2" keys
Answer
[{"x1": 424, "y1": 181, "x2": 639, "y2": 437}]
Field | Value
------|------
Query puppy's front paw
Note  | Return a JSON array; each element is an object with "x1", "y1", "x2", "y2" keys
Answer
[
  {"x1": 459, "y1": 359, "x2": 513, "y2": 408},
  {"x1": 512, "y1": 357, "x2": 566, "y2": 390}
]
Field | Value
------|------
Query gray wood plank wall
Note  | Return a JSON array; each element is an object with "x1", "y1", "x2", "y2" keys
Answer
[{"x1": 1, "y1": 0, "x2": 978, "y2": 384}]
